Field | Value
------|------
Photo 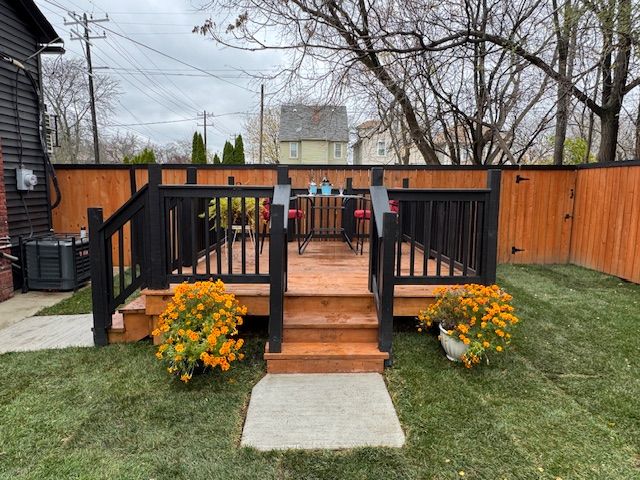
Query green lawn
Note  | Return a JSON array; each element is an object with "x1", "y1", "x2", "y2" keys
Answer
[{"x1": 1, "y1": 265, "x2": 639, "y2": 479}]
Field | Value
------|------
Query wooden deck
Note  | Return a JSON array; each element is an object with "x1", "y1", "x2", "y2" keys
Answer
[
  {"x1": 159, "y1": 239, "x2": 450, "y2": 316},
  {"x1": 129, "y1": 240, "x2": 454, "y2": 372}
]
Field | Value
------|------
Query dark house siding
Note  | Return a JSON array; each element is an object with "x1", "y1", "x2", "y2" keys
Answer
[{"x1": 0, "y1": 0, "x2": 52, "y2": 240}]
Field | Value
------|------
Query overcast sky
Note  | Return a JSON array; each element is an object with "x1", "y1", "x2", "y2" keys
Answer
[{"x1": 35, "y1": 0, "x2": 284, "y2": 154}]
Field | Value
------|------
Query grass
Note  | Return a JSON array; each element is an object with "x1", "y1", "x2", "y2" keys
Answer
[
  {"x1": 1, "y1": 264, "x2": 639, "y2": 479},
  {"x1": 37, "y1": 271, "x2": 138, "y2": 316},
  {"x1": 36, "y1": 285, "x2": 93, "y2": 315}
]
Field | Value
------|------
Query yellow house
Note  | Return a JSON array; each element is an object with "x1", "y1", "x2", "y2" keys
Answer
[{"x1": 278, "y1": 105, "x2": 349, "y2": 164}]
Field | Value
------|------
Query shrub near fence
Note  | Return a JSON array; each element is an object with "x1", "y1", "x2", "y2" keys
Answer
[{"x1": 51, "y1": 162, "x2": 640, "y2": 284}]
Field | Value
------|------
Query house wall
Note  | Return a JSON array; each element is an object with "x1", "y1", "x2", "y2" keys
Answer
[
  {"x1": 354, "y1": 130, "x2": 423, "y2": 165},
  {"x1": 0, "y1": 0, "x2": 52, "y2": 241},
  {"x1": 279, "y1": 140, "x2": 348, "y2": 165}
]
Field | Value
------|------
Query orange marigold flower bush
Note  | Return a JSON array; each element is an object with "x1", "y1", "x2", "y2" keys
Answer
[
  {"x1": 152, "y1": 280, "x2": 248, "y2": 382},
  {"x1": 417, "y1": 284, "x2": 519, "y2": 368}
]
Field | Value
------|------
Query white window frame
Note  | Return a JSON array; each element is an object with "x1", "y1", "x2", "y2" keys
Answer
[
  {"x1": 377, "y1": 140, "x2": 387, "y2": 156},
  {"x1": 289, "y1": 142, "x2": 299, "y2": 159},
  {"x1": 334, "y1": 142, "x2": 343, "y2": 159}
]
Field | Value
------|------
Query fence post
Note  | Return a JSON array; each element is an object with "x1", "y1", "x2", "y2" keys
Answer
[
  {"x1": 147, "y1": 164, "x2": 167, "y2": 290},
  {"x1": 228, "y1": 176, "x2": 235, "y2": 185},
  {"x1": 88, "y1": 207, "x2": 109, "y2": 346},
  {"x1": 379, "y1": 211, "x2": 397, "y2": 366},
  {"x1": 371, "y1": 167, "x2": 384, "y2": 186},
  {"x1": 277, "y1": 165, "x2": 289, "y2": 185},
  {"x1": 181, "y1": 167, "x2": 197, "y2": 267},
  {"x1": 483, "y1": 170, "x2": 501, "y2": 283},
  {"x1": 402, "y1": 178, "x2": 409, "y2": 188},
  {"x1": 268, "y1": 203, "x2": 285, "y2": 353}
]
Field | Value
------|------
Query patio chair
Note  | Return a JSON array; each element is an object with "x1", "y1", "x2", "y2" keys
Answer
[
  {"x1": 354, "y1": 199, "x2": 399, "y2": 254},
  {"x1": 260, "y1": 198, "x2": 305, "y2": 254}
]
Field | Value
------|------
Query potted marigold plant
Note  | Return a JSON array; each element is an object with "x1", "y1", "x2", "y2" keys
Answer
[
  {"x1": 417, "y1": 284, "x2": 519, "y2": 368},
  {"x1": 152, "y1": 280, "x2": 248, "y2": 383}
]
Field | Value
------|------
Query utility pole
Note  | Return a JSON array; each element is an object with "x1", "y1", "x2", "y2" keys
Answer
[
  {"x1": 65, "y1": 12, "x2": 109, "y2": 164},
  {"x1": 202, "y1": 110, "x2": 207, "y2": 150},
  {"x1": 259, "y1": 84, "x2": 264, "y2": 164}
]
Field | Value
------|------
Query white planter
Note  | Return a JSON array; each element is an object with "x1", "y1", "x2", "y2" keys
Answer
[{"x1": 439, "y1": 323, "x2": 469, "y2": 362}]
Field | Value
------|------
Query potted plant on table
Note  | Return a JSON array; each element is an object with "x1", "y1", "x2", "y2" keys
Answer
[{"x1": 417, "y1": 284, "x2": 519, "y2": 368}]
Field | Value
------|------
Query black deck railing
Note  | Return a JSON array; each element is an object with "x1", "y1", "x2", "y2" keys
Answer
[
  {"x1": 368, "y1": 168, "x2": 501, "y2": 365},
  {"x1": 89, "y1": 165, "x2": 290, "y2": 347}
]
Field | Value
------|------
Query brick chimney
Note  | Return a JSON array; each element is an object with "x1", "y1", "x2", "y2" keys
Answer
[{"x1": 0, "y1": 143, "x2": 14, "y2": 302}]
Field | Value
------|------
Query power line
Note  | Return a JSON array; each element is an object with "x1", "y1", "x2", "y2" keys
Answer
[
  {"x1": 99, "y1": 24, "x2": 256, "y2": 93},
  {"x1": 107, "y1": 117, "x2": 199, "y2": 127}
]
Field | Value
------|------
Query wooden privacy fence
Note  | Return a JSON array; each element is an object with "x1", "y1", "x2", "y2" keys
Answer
[{"x1": 51, "y1": 162, "x2": 640, "y2": 284}]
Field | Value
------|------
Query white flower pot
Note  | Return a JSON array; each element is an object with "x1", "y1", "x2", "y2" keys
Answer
[{"x1": 439, "y1": 323, "x2": 469, "y2": 362}]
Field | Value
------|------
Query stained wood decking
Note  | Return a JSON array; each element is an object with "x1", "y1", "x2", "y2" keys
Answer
[{"x1": 166, "y1": 239, "x2": 455, "y2": 315}]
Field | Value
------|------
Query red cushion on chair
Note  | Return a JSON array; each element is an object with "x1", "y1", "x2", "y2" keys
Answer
[
  {"x1": 389, "y1": 200, "x2": 399, "y2": 213},
  {"x1": 288, "y1": 209, "x2": 304, "y2": 219},
  {"x1": 354, "y1": 209, "x2": 371, "y2": 220}
]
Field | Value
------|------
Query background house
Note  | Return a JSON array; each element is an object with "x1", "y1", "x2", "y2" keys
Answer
[
  {"x1": 278, "y1": 105, "x2": 349, "y2": 164},
  {"x1": 353, "y1": 120, "x2": 480, "y2": 165},
  {"x1": 0, "y1": 0, "x2": 64, "y2": 298}
]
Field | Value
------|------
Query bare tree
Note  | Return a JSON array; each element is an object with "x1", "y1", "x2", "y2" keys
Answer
[
  {"x1": 243, "y1": 107, "x2": 280, "y2": 164},
  {"x1": 42, "y1": 56, "x2": 120, "y2": 164}
]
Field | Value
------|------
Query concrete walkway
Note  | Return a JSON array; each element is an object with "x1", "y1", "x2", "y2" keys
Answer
[
  {"x1": 0, "y1": 291, "x2": 72, "y2": 331},
  {"x1": 0, "y1": 314, "x2": 93, "y2": 354},
  {"x1": 241, "y1": 373, "x2": 405, "y2": 451}
]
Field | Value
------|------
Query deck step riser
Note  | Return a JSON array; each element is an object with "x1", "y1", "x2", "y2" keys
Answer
[
  {"x1": 267, "y1": 359, "x2": 384, "y2": 374},
  {"x1": 283, "y1": 328, "x2": 378, "y2": 343},
  {"x1": 108, "y1": 312, "x2": 152, "y2": 343},
  {"x1": 284, "y1": 296, "x2": 375, "y2": 314}
]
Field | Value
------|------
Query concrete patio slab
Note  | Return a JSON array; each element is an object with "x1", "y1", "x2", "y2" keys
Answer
[
  {"x1": 241, "y1": 373, "x2": 405, "y2": 451},
  {"x1": 0, "y1": 314, "x2": 93, "y2": 354}
]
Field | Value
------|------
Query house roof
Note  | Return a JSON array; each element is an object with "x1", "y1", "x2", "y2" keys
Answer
[
  {"x1": 356, "y1": 120, "x2": 381, "y2": 130},
  {"x1": 14, "y1": 0, "x2": 65, "y2": 50},
  {"x1": 279, "y1": 105, "x2": 349, "y2": 142}
]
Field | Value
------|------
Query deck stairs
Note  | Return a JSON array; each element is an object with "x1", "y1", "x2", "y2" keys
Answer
[{"x1": 265, "y1": 294, "x2": 388, "y2": 373}]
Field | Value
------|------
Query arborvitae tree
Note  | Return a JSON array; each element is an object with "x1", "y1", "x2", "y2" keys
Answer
[
  {"x1": 191, "y1": 132, "x2": 206, "y2": 164},
  {"x1": 222, "y1": 140, "x2": 234, "y2": 164},
  {"x1": 233, "y1": 134, "x2": 245, "y2": 164},
  {"x1": 213, "y1": 153, "x2": 221, "y2": 164},
  {"x1": 124, "y1": 147, "x2": 156, "y2": 164}
]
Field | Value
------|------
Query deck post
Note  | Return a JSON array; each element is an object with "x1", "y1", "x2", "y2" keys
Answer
[
  {"x1": 147, "y1": 164, "x2": 167, "y2": 290},
  {"x1": 482, "y1": 170, "x2": 501, "y2": 284},
  {"x1": 268, "y1": 203, "x2": 285, "y2": 353},
  {"x1": 369, "y1": 168, "x2": 383, "y2": 292},
  {"x1": 402, "y1": 178, "x2": 409, "y2": 188},
  {"x1": 379, "y1": 211, "x2": 397, "y2": 366},
  {"x1": 180, "y1": 167, "x2": 197, "y2": 267},
  {"x1": 88, "y1": 207, "x2": 109, "y2": 346},
  {"x1": 343, "y1": 177, "x2": 355, "y2": 240}
]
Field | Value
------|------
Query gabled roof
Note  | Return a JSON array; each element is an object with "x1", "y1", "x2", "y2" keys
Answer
[
  {"x1": 279, "y1": 105, "x2": 349, "y2": 142},
  {"x1": 14, "y1": 0, "x2": 65, "y2": 50}
]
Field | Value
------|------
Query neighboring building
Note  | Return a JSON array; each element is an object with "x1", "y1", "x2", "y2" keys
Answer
[
  {"x1": 353, "y1": 120, "x2": 423, "y2": 165},
  {"x1": 278, "y1": 105, "x2": 349, "y2": 164},
  {"x1": 0, "y1": 0, "x2": 64, "y2": 297},
  {"x1": 353, "y1": 120, "x2": 487, "y2": 166}
]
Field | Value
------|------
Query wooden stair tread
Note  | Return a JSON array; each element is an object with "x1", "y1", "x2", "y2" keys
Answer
[
  {"x1": 119, "y1": 296, "x2": 146, "y2": 313},
  {"x1": 284, "y1": 311, "x2": 377, "y2": 328},
  {"x1": 265, "y1": 342, "x2": 388, "y2": 360}
]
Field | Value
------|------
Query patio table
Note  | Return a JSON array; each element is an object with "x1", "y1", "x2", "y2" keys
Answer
[{"x1": 295, "y1": 193, "x2": 363, "y2": 254}]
